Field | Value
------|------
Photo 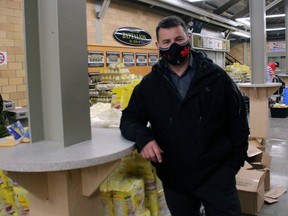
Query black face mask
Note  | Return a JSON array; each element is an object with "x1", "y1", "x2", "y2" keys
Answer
[{"x1": 159, "y1": 41, "x2": 191, "y2": 65}]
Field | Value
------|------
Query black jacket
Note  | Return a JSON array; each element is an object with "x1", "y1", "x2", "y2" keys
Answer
[{"x1": 120, "y1": 50, "x2": 250, "y2": 192}]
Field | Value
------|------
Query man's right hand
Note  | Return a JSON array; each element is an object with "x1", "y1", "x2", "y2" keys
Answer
[{"x1": 140, "y1": 140, "x2": 163, "y2": 163}]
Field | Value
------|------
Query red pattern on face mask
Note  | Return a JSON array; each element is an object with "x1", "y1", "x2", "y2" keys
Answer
[{"x1": 181, "y1": 47, "x2": 190, "y2": 57}]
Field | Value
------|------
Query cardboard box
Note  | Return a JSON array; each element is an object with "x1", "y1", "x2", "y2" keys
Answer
[
  {"x1": 248, "y1": 137, "x2": 265, "y2": 151},
  {"x1": 248, "y1": 151, "x2": 272, "y2": 170},
  {"x1": 247, "y1": 145, "x2": 272, "y2": 191},
  {"x1": 263, "y1": 169, "x2": 270, "y2": 191},
  {"x1": 236, "y1": 169, "x2": 266, "y2": 215},
  {"x1": 264, "y1": 187, "x2": 287, "y2": 203}
]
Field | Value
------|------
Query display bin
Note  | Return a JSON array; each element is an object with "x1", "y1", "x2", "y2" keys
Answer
[{"x1": 270, "y1": 107, "x2": 288, "y2": 118}]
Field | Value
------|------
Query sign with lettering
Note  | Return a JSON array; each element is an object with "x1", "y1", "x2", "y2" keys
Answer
[{"x1": 113, "y1": 27, "x2": 152, "y2": 46}]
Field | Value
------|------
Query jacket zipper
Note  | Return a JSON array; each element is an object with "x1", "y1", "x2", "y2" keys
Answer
[{"x1": 199, "y1": 116, "x2": 202, "y2": 125}]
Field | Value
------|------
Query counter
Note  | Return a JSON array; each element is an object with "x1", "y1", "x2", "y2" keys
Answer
[
  {"x1": 237, "y1": 82, "x2": 281, "y2": 138},
  {"x1": 0, "y1": 128, "x2": 134, "y2": 216}
]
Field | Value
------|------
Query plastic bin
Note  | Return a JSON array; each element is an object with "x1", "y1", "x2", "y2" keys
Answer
[{"x1": 270, "y1": 107, "x2": 288, "y2": 118}]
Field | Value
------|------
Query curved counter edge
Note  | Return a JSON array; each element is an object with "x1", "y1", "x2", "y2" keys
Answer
[{"x1": 0, "y1": 128, "x2": 135, "y2": 172}]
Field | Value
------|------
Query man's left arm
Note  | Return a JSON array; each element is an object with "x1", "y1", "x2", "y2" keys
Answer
[{"x1": 226, "y1": 77, "x2": 250, "y2": 173}]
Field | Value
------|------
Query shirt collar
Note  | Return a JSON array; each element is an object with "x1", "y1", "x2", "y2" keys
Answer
[{"x1": 166, "y1": 54, "x2": 193, "y2": 77}]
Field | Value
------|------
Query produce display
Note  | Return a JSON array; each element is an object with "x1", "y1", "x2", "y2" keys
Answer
[
  {"x1": 89, "y1": 63, "x2": 141, "y2": 105},
  {"x1": 271, "y1": 103, "x2": 288, "y2": 108},
  {"x1": 225, "y1": 62, "x2": 251, "y2": 83}
]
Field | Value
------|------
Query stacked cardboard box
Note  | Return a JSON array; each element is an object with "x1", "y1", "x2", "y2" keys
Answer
[{"x1": 236, "y1": 138, "x2": 271, "y2": 215}]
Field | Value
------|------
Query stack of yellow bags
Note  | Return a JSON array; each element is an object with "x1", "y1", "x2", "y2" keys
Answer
[
  {"x1": 0, "y1": 170, "x2": 29, "y2": 216},
  {"x1": 99, "y1": 152, "x2": 171, "y2": 216},
  {"x1": 111, "y1": 80, "x2": 140, "y2": 110}
]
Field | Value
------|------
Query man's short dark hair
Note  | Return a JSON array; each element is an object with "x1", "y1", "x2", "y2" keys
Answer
[{"x1": 156, "y1": 16, "x2": 188, "y2": 41}]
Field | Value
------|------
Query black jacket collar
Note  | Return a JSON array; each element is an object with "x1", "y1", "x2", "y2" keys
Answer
[{"x1": 151, "y1": 50, "x2": 222, "y2": 101}]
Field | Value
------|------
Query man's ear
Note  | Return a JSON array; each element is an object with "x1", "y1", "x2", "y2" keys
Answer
[
  {"x1": 155, "y1": 41, "x2": 159, "y2": 49},
  {"x1": 188, "y1": 34, "x2": 192, "y2": 43}
]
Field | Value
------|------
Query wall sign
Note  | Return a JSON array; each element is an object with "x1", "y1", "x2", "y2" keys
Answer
[
  {"x1": 268, "y1": 41, "x2": 286, "y2": 52},
  {"x1": 113, "y1": 27, "x2": 152, "y2": 46},
  {"x1": 136, "y1": 53, "x2": 147, "y2": 66},
  {"x1": 0, "y1": 51, "x2": 7, "y2": 65},
  {"x1": 88, "y1": 51, "x2": 104, "y2": 67},
  {"x1": 148, "y1": 53, "x2": 158, "y2": 66},
  {"x1": 106, "y1": 51, "x2": 120, "y2": 67},
  {"x1": 122, "y1": 52, "x2": 135, "y2": 67}
]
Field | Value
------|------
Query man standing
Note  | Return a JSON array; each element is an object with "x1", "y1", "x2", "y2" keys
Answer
[{"x1": 120, "y1": 16, "x2": 249, "y2": 216}]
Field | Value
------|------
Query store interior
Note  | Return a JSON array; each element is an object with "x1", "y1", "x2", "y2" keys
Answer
[{"x1": 1, "y1": 0, "x2": 288, "y2": 215}]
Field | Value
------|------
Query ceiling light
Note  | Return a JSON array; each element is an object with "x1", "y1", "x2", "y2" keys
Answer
[
  {"x1": 266, "y1": 27, "x2": 285, "y2": 31},
  {"x1": 236, "y1": 18, "x2": 250, "y2": 27},
  {"x1": 186, "y1": 0, "x2": 205, "y2": 2},
  {"x1": 231, "y1": 31, "x2": 250, "y2": 38},
  {"x1": 236, "y1": 14, "x2": 286, "y2": 30},
  {"x1": 266, "y1": 14, "x2": 285, "y2": 18}
]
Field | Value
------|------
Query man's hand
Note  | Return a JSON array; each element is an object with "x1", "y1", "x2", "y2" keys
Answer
[{"x1": 140, "y1": 140, "x2": 163, "y2": 163}]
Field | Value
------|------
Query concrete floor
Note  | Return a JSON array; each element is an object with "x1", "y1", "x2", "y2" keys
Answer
[{"x1": 257, "y1": 115, "x2": 288, "y2": 216}]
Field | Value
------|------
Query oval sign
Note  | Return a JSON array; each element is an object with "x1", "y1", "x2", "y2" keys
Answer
[{"x1": 113, "y1": 27, "x2": 152, "y2": 46}]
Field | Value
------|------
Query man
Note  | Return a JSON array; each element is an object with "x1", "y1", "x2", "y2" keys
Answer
[
  {"x1": 268, "y1": 61, "x2": 279, "y2": 73},
  {"x1": 120, "y1": 16, "x2": 249, "y2": 216},
  {"x1": 266, "y1": 61, "x2": 279, "y2": 82}
]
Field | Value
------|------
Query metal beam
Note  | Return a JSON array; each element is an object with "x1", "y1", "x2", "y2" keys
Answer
[
  {"x1": 233, "y1": 0, "x2": 283, "y2": 19},
  {"x1": 232, "y1": 6, "x2": 249, "y2": 19},
  {"x1": 266, "y1": 0, "x2": 283, "y2": 11},
  {"x1": 214, "y1": 0, "x2": 239, "y2": 15},
  {"x1": 96, "y1": 0, "x2": 111, "y2": 19},
  {"x1": 136, "y1": 0, "x2": 239, "y2": 27}
]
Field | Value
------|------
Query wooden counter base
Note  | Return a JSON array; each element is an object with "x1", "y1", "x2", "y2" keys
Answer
[
  {"x1": 8, "y1": 160, "x2": 120, "y2": 216},
  {"x1": 238, "y1": 83, "x2": 281, "y2": 138}
]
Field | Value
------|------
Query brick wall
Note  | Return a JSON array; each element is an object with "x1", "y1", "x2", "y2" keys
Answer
[
  {"x1": 86, "y1": 0, "x2": 97, "y2": 44},
  {"x1": 86, "y1": 0, "x2": 169, "y2": 48},
  {"x1": 229, "y1": 42, "x2": 252, "y2": 66},
  {"x1": 0, "y1": 0, "x2": 26, "y2": 106}
]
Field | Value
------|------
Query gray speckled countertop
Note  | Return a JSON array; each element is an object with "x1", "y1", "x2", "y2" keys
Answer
[
  {"x1": 237, "y1": 82, "x2": 281, "y2": 87},
  {"x1": 0, "y1": 128, "x2": 134, "y2": 172}
]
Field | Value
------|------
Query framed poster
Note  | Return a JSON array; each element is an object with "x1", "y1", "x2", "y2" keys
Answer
[
  {"x1": 148, "y1": 53, "x2": 158, "y2": 66},
  {"x1": 88, "y1": 51, "x2": 104, "y2": 67},
  {"x1": 136, "y1": 53, "x2": 147, "y2": 66},
  {"x1": 106, "y1": 51, "x2": 120, "y2": 67},
  {"x1": 122, "y1": 52, "x2": 135, "y2": 67}
]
